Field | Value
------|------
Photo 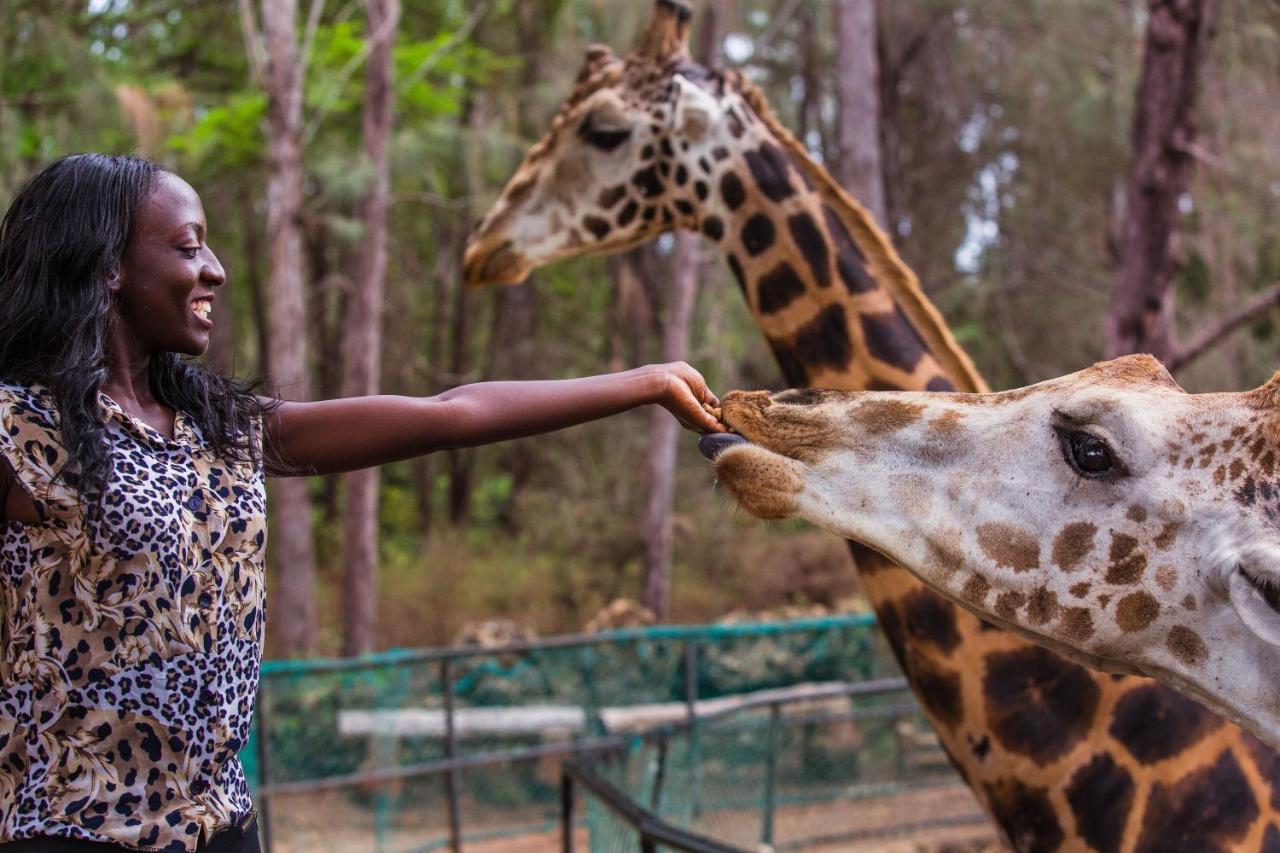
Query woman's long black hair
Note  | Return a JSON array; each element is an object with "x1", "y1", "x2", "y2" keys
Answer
[{"x1": 0, "y1": 153, "x2": 276, "y2": 501}]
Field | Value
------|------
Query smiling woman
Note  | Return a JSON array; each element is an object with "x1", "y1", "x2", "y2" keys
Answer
[{"x1": 0, "y1": 153, "x2": 725, "y2": 852}]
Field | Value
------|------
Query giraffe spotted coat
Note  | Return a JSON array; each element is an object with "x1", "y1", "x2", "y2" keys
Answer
[
  {"x1": 465, "y1": 2, "x2": 1280, "y2": 847},
  {"x1": 0, "y1": 382, "x2": 266, "y2": 851}
]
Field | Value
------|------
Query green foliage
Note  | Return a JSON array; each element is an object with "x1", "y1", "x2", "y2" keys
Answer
[
  {"x1": 168, "y1": 91, "x2": 266, "y2": 171},
  {"x1": 4, "y1": 0, "x2": 1280, "y2": 660},
  {"x1": 1179, "y1": 251, "x2": 1213, "y2": 304},
  {"x1": 395, "y1": 32, "x2": 505, "y2": 120}
]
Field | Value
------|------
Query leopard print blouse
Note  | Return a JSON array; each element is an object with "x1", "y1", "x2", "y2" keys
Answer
[{"x1": 0, "y1": 382, "x2": 267, "y2": 851}]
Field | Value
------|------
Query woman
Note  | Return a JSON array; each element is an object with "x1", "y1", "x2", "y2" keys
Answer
[{"x1": 0, "y1": 154, "x2": 723, "y2": 851}]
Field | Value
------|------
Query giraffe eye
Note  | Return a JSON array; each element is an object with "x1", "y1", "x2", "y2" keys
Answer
[
  {"x1": 1243, "y1": 568, "x2": 1280, "y2": 613},
  {"x1": 584, "y1": 127, "x2": 631, "y2": 151},
  {"x1": 1056, "y1": 428, "x2": 1117, "y2": 478},
  {"x1": 578, "y1": 114, "x2": 631, "y2": 151}
]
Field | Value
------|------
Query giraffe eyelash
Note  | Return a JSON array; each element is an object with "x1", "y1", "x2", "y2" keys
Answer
[
  {"x1": 1054, "y1": 425, "x2": 1128, "y2": 480},
  {"x1": 578, "y1": 113, "x2": 632, "y2": 151}
]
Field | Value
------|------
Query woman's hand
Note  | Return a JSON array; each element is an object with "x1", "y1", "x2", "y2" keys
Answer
[{"x1": 640, "y1": 362, "x2": 727, "y2": 434}]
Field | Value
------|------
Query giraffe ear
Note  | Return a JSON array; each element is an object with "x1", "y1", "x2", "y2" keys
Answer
[
  {"x1": 638, "y1": 0, "x2": 693, "y2": 60},
  {"x1": 576, "y1": 44, "x2": 621, "y2": 83},
  {"x1": 672, "y1": 75, "x2": 722, "y2": 142},
  {"x1": 1248, "y1": 371, "x2": 1280, "y2": 410}
]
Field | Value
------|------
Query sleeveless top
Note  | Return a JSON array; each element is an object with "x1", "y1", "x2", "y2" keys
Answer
[{"x1": 0, "y1": 382, "x2": 268, "y2": 851}]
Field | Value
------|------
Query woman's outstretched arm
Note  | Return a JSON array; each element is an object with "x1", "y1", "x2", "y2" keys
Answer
[{"x1": 262, "y1": 362, "x2": 724, "y2": 477}]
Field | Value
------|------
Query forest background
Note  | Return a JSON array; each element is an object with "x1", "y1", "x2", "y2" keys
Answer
[{"x1": 2, "y1": 0, "x2": 1278, "y2": 659}]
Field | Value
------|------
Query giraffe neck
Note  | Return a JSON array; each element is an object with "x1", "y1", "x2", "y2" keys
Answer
[
  {"x1": 691, "y1": 73, "x2": 986, "y2": 397},
  {"x1": 684, "y1": 76, "x2": 1280, "y2": 850}
]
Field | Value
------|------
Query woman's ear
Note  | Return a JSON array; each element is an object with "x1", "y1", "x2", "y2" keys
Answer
[{"x1": 107, "y1": 269, "x2": 122, "y2": 294}]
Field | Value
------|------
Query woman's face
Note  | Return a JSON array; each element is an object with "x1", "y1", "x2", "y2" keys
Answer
[{"x1": 114, "y1": 172, "x2": 225, "y2": 357}]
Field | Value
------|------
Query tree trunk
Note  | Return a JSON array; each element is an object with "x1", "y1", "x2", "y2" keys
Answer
[
  {"x1": 482, "y1": 281, "x2": 538, "y2": 532},
  {"x1": 445, "y1": 98, "x2": 484, "y2": 526},
  {"x1": 340, "y1": 0, "x2": 399, "y2": 658},
  {"x1": 607, "y1": 250, "x2": 655, "y2": 372},
  {"x1": 831, "y1": 0, "x2": 888, "y2": 228},
  {"x1": 240, "y1": 189, "x2": 269, "y2": 380},
  {"x1": 476, "y1": 0, "x2": 554, "y2": 533},
  {"x1": 306, "y1": 231, "x2": 343, "y2": 528},
  {"x1": 1106, "y1": 0, "x2": 1215, "y2": 360},
  {"x1": 796, "y1": 4, "x2": 821, "y2": 159},
  {"x1": 639, "y1": 2, "x2": 719, "y2": 620},
  {"x1": 640, "y1": 234, "x2": 700, "y2": 619},
  {"x1": 446, "y1": 276, "x2": 475, "y2": 524},
  {"x1": 260, "y1": 0, "x2": 318, "y2": 657},
  {"x1": 206, "y1": 189, "x2": 237, "y2": 377},
  {"x1": 415, "y1": 221, "x2": 456, "y2": 538}
]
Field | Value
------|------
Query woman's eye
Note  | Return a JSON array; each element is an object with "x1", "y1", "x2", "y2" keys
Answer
[
  {"x1": 1058, "y1": 429, "x2": 1116, "y2": 477},
  {"x1": 180, "y1": 246, "x2": 200, "y2": 258}
]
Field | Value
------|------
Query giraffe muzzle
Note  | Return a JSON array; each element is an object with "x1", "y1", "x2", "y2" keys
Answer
[
  {"x1": 718, "y1": 389, "x2": 839, "y2": 465},
  {"x1": 462, "y1": 239, "x2": 525, "y2": 287}
]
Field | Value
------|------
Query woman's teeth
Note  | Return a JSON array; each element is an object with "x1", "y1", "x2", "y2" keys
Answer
[{"x1": 192, "y1": 299, "x2": 212, "y2": 320}]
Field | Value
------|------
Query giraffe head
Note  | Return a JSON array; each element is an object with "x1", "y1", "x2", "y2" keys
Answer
[
  {"x1": 707, "y1": 354, "x2": 1280, "y2": 747},
  {"x1": 464, "y1": 0, "x2": 771, "y2": 286}
]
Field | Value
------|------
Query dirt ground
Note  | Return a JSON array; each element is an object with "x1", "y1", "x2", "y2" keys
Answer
[{"x1": 265, "y1": 780, "x2": 1002, "y2": 852}]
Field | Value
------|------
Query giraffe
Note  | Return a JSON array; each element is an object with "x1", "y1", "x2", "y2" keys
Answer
[
  {"x1": 707, "y1": 353, "x2": 1280, "y2": 758},
  {"x1": 463, "y1": 3, "x2": 1280, "y2": 849}
]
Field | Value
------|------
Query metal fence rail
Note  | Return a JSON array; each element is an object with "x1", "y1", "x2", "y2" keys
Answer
[
  {"x1": 246, "y1": 614, "x2": 971, "y2": 852},
  {"x1": 557, "y1": 677, "x2": 986, "y2": 852},
  {"x1": 562, "y1": 758, "x2": 745, "y2": 853}
]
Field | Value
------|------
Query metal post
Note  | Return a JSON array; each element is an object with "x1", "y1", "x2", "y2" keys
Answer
[
  {"x1": 375, "y1": 662, "x2": 413, "y2": 851},
  {"x1": 894, "y1": 711, "x2": 906, "y2": 778},
  {"x1": 684, "y1": 640, "x2": 701, "y2": 819},
  {"x1": 256, "y1": 679, "x2": 274, "y2": 853},
  {"x1": 561, "y1": 769, "x2": 576, "y2": 853},
  {"x1": 856, "y1": 625, "x2": 874, "y2": 681},
  {"x1": 442, "y1": 658, "x2": 463, "y2": 853},
  {"x1": 762, "y1": 703, "x2": 779, "y2": 847},
  {"x1": 650, "y1": 735, "x2": 668, "y2": 813}
]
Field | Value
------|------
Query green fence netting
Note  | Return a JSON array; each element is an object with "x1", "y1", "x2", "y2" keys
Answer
[
  {"x1": 571, "y1": 678, "x2": 987, "y2": 851},
  {"x1": 245, "y1": 614, "x2": 984, "y2": 852}
]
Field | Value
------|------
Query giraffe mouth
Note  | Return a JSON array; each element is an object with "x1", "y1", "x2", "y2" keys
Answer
[
  {"x1": 698, "y1": 433, "x2": 750, "y2": 461},
  {"x1": 463, "y1": 240, "x2": 526, "y2": 287}
]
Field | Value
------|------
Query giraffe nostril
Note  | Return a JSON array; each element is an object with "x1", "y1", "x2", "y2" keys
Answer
[
  {"x1": 771, "y1": 388, "x2": 830, "y2": 407},
  {"x1": 699, "y1": 432, "x2": 749, "y2": 461}
]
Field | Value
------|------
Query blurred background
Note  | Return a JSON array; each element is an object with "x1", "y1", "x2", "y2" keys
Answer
[{"x1": 2, "y1": 0, "x2": 1278, "y2": 663}]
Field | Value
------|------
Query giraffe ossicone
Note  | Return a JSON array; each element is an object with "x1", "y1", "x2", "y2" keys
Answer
[{"x1": 712, "y1": 354, "x2": 1280, "y2": 749}]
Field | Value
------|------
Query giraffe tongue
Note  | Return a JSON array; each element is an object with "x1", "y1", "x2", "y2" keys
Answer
[{"x1": 698, "y1": 433, "x2": 749, "y2": 461}]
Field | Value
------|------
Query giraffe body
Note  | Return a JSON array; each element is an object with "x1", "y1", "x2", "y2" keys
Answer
[{"x1": 465, "y1": 3, "x2": 1280, "y2": 849}]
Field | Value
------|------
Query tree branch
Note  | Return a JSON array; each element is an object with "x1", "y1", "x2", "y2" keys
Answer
[
  {"x1": 299, "y1": 0, "x2": 327, "y2": 75},
  {"x1": 756, "y1": 0, "x2": 805, "y2": 55},
  {"x1": 398, "y1": 0, "x2": 491, "y2": 93},
  {"x1": 1168, "y1": 281, "x2": 1280, "y2": 373},
  {"x1": 1172, "y1": 136, "x2": 1225, "y2": 171},
  {"x1": 237, "y1": 0, "x2": 266, "y2": 85},
  {"x1": 302, "y1": 0, "x2": 398, "y2": 143},
  {"x1": 891, "y1": 8, "x2": 950, "y2": 80}
]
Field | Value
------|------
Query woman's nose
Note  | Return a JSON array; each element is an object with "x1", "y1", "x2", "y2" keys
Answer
[{"x1": 203, "y1": 248, "x2": 227, "y2": 287}]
